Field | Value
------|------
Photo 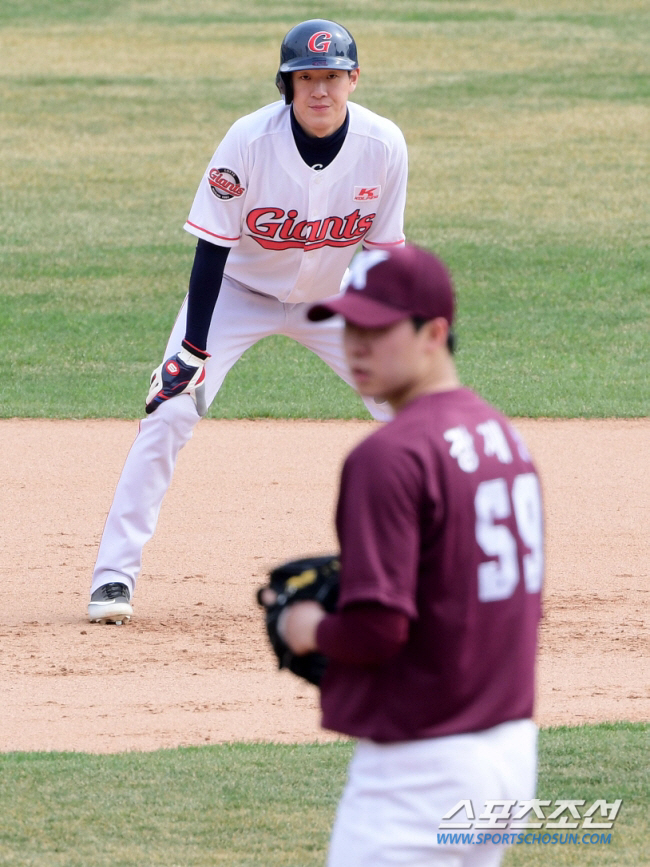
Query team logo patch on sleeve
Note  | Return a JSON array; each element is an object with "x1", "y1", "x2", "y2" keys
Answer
[
  {"x1": 354, "y1": 186, "x2": 381, "y2": 202},
  {"x1": 208, "y1": 167, "x2": 245, "y2": 200}
]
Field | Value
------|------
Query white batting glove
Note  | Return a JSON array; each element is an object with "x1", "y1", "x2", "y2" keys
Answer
[{"x1": 145, "y1": 341, "x2": 210, "y2": 417}]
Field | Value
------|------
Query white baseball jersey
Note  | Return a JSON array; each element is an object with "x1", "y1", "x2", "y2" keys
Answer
[{"x1": 184, "y1": 100, "x2": 408, "y2": 303}]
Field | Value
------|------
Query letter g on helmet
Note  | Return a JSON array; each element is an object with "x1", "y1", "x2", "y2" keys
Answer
[{"x1": 275, "y1": 19, "x2": 358, "y2": 104}]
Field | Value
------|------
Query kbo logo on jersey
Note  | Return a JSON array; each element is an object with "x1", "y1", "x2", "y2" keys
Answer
[
  {"x1": 308, "y1": 31, "x2": 332, "y2": 53},
  {"x1": 246, "y1": 207, "x2": 377, "y2": 251},
  {"x1": 208, "y1": 167, "x2": 245, "y2": 200}
]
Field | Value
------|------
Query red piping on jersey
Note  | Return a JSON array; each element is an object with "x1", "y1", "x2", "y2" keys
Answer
[
  {"x1": 185, "y1": 221, "x2": 240, "y2": 242},
  {"x1": 363, "y1": 238, "x2": 405, "y2": 248}
]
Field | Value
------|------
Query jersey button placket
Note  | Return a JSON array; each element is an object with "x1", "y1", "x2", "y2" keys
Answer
[
  {"x1": 294, "y1": 177, "x2": 325, "y2": 290},
  {"x1": 309, "y1": 173, "x2": 324, "y2": 224}
]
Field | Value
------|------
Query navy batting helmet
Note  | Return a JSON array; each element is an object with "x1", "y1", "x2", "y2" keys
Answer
[{"x1": 276, "y1": 19, "x2": 359, "y2": 104}]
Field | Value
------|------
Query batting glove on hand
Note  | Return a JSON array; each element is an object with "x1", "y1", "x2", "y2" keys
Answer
[{"x1": 145, "y1": 340, "x2": 210, "y2": 417}]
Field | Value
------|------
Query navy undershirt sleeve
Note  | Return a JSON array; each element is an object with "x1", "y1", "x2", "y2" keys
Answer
[{"x1": 183, "y1": 238, "x2": 230, "y2": 353}]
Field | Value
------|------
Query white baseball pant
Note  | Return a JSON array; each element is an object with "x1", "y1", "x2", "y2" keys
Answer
[
  {"x1": 91, "y1": 275, "x2": 390, "y2": 596},
  {"x1": 327, "y1": 719, "x2": 538, "y2": 867}
]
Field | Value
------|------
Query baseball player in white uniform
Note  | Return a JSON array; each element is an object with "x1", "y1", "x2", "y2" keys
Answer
[{"x1": 88, "y1": 19, "x2": 408, "y2": 623}]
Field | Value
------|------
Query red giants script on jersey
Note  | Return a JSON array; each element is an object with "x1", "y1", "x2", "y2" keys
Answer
[
  {"x1": 246, "y1": 208, "x2": 376, "y2": 250},
  {"x1": 308, "y1": 31, "x2": 332, "y2": 52}
]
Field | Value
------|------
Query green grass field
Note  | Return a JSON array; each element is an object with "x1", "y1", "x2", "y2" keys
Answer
[
  {"x1": 0, "y1": 724, "x2": 647, "y2": 867},
  {"x1": 1, "y1": 2, "x2": 648, "y2": 865},
  {"x1": 1, "y1": 0, "x2": 648, "y2": 418}
]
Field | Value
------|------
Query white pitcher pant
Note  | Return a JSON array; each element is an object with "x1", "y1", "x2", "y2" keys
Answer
[
  {"x1": 327, "y1": 719, "x2": 538, "y2": 867},
  {"x1": 92, "y1": 277, "x2": 390, "y2": 595}
]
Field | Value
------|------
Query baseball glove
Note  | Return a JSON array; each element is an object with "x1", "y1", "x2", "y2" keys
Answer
[{"x1": 257, "y1": 554, "x2": 340, "y2": 686}]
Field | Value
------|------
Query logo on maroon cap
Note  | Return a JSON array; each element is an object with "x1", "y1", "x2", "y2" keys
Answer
[
  {"x1": 208, "y1": 168, "x2": 245, "y2": 200},
  {"x1": 308, "y1": 31, "x2": 332, "y2": 52},
  {"x1": 344, "y1": 250, "x2": 389, "y2": 290}
]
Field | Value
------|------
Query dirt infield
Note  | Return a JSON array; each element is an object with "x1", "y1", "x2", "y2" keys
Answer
[{"x1": 1, "y1": 418, "x2": 648, "y2": 754}]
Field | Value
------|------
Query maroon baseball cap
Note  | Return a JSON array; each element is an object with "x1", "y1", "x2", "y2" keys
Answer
[{"x1": 308, "y1": 244, "x2": 455, "y2": 328}]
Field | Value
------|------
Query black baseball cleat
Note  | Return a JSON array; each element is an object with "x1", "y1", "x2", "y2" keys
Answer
[{"x1": 88, "y1": 582, "x2": 133, "y2": 624}]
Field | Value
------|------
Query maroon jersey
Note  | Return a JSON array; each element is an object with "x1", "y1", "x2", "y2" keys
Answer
[{"x1": 320, "y1": 388, "x2": 543, "y2": 742}]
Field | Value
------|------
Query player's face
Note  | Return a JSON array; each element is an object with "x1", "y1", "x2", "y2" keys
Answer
[
  {"x1": 343, "y1": 318, "x2": 445, "y2": 411},
  {"x1": 291, "y1": 68, "x2": 360, "y2": 138}
]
